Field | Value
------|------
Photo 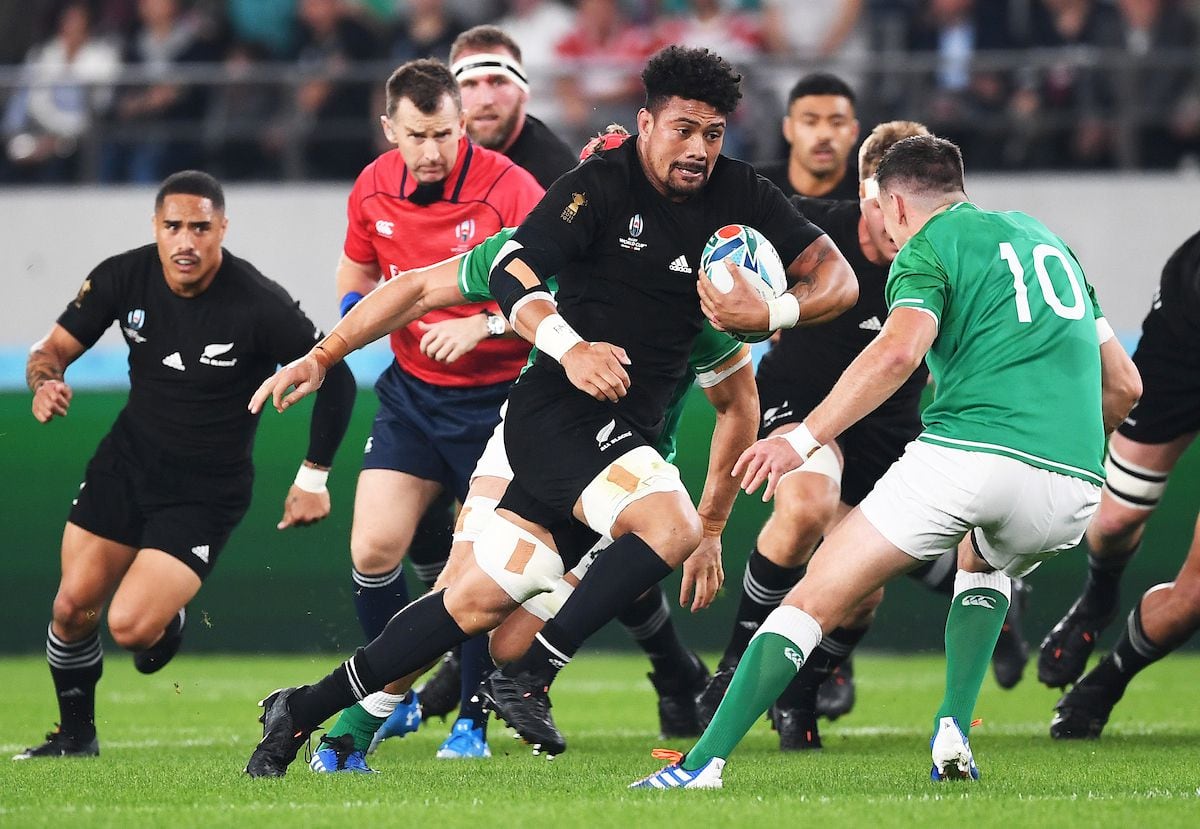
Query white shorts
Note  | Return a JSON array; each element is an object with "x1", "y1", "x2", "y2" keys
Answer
[
  {"x1": 858, "y1": 440, "x2": 1101, "y2": 578},
  {"x1": 471, "y1": 402, "x2": 514, "y2": 483}
]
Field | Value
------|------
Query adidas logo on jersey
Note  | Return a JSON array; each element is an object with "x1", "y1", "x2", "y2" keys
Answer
[
  {"x1": 191, "y1": 545, "x2": 210, "y2": 563},
  {"x1": 162, "y1": 352, "x2": 185, "y2": 371},
  {"x1": 960, "y1": 594, "x2": 996, "y2": 610},
  {"x1": 858, "y1": 316, "x2": 883, "y2": 331},
  {"x1": 668, "y1": 255, "x2": 692, "y2": 274}
]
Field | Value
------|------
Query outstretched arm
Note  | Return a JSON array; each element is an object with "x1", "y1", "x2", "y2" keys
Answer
[
  {"x1": 27, "y1": 324, "x2": 86, "y2": 423},
  {"x1": 735, "y1": 307, "x2": 935, "y2": 500}
]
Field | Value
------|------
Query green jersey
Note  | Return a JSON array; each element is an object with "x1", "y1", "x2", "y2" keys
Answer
[
  {"x1": 886, "y1": 202, "x2": 1105, "y2": 485},
  {"x1": 458, "y1": 229, "x2": 743, "y2": 462}
]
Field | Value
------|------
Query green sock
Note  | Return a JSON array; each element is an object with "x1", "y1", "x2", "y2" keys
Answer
[
  {"x1": 683, "y1": 632, "x2": 805, "y2": 770},
  {"x1": 934, "y1": 574, "x2": 1010, "y2": 736},
  {"x1": 324, "y1": 702, "x2": 386, "y2": 753}
]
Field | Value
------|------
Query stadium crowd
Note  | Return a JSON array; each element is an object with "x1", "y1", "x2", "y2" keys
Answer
[{"x1": 2, "y1": 0, "x2": 1199, "y2": 183}]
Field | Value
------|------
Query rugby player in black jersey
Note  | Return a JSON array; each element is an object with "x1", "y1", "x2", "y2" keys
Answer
[
  {"x1": 15, "y1": 171, "x2": 355, "y2": 760},
  {"x1": 243, "y1": 45, "x2": 856, "y2": 776},
  {"x1": 696, "y1": 122, "x2": 1034, "y2": 751},
  {"x1": 1047, "y1": 228, "x2": 1197, "y2": 738}
]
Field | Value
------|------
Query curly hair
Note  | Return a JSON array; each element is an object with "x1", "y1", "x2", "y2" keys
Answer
[{"x1": 641, "y1": 46, "x2": 742, "y2": 116}]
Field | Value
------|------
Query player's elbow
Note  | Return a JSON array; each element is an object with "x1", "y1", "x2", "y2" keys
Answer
[
  {"x1": 876, "y1": 334, "x2": 925, "y2": 378},
  {"x1": 831, "y1": 262, "x2": 859, "y2": 314}
]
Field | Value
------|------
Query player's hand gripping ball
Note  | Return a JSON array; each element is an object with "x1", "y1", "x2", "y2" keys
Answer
[{"x1": 699, "y1": 224, "x2": 787, "y2": 343}]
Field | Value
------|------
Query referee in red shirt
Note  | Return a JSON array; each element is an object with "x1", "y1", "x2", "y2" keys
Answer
[{"x1": 333, "y1": 60, "x2": 543, "y2": 759}]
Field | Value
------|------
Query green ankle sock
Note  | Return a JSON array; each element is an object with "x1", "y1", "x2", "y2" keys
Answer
[{"x1": 325, "y1": 702, "x2": 386, "y2": 753}]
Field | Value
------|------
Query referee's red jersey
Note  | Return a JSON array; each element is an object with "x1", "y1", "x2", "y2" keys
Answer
[{"x1": 344, "y1": 137, "x2": 544, "y2": 386}]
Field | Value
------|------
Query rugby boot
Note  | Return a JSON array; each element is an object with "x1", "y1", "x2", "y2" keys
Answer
[
  {"x1": 417, "y1": 650, "x2": 461, "y2": 720},
  {"x1": 815, "y1": 658, "x2": 855, "y2": 720},
  {"x1": 1038, "y1": 592, "x2": 1119, "y2": 688},
  {"x1": 366, "y1": 690, "x2": 422, "y2": 754},
  {"x1": 648, "y1": 650, "x2": 710, "y2": 738},
  {"x1": 435, "y1": 717, "x2": 492, "y2": 759},
  {"x1": 13, "y1": 728, "x2": 99, "y2": 760},
  {"x1": 1050, "y1": 665, "x2": 1124, "y2": 739},
  {"x1": 245, "y1": 687, "x2": 310, "y2": 778},
  {"x1": 629, "y1": 749, "x2": 724, "y2": 790},
  {"x1": 309, "y1": 733, "x2": 376, "y2": 774},
  {"x1": 478, "y1": 669, "x2": 565, "y2": 757},
  {"x1": 992, "y1": 580, "x2": 1031, "y2": 689},
  {"x1": 134, "y1": 607, "x2": 186, "y2": 674},
  {"x1": 930, "y1": 716, "x2": 980, "y2": 781},
  {"x1": 771, "y1": 705, "x2": 822, "y2": 751},
  {"x1": 695, "y1": 663, "x2": 736, "y2": 729}
]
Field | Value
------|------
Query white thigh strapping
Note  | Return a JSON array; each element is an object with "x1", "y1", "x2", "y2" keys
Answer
[
  {"x1": 579, "y1": 446, "x2": 686, "y2": 537},
  {"x1": 519, "y1": 534, "x2": 612, "y2": 621},
  {"x1": 473, "y1": 512, "x2": 564, "y2": 604},
  {"x1": 780, "y1": 442, "x2": 842, "y2": 484},
  {"x1": 859, "y1": 441, "x2": 1100, "y2": 578}
]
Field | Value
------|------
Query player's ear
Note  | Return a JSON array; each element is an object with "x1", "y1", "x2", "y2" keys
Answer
[
  {"x1": 781, "y1": 113, "x2": 793, "y2": 144},
  {"x1": 637, "y1": 107, "x2": 652, "y2": 139},
  {"x1": 380, "y1": 114, "x2": 396, "y2": 144}
]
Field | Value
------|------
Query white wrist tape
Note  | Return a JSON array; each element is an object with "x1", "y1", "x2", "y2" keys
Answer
[
  {"x1": 1096, "y1": 317, "x2": 1115, "y2": 345},
  {"x1": 780, "y1": 422, "x2": 821, "y2": 460},
  {"x1": 766, "y1": 292, "x2": 800, "y2": 330},
  {"x1": 534, "y1": 313, "x2": 585, "y2": 361},
  {"x1": 293, "y1": 463, "x2": 329, "y2": 494}
]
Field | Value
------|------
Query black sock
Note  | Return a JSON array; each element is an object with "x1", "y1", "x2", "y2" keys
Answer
[
  {"x1": 1085, "y1": 602, "x2": 1172, "y2": 699},
  {"x1": 720, "y1": 549, "x2": 804, "y2": 669},
  {"x1": 46, "y1": 624, "x2": 103, "y2": 739},
  {"x1": 1080, "y1": 542, "x2": 1139, "y2": 616},
  {"x1": 619, "y1": 584, "x2": 690, "y2": 678},
  {"x1": 507, "y1": 533, "x2": 672, "y2": 685},
  {"x1": 457, "y1": 634, "x2": 493, "y2": 731},
  {"x1": 290, "y1": 590, "x2": 468, "y2": 731},
  {"x1": 352, "y1": 564, "x2": 410, "y2": 640},
  {"x1": 776, "y1": 624, "x2": 869, "y2": 710},
  {"x1": 908, "y1": 549, "x2": 958, "y2": 595},
  {"x1": 408, "y1": 492, "x2": 455, "y2": 590}
]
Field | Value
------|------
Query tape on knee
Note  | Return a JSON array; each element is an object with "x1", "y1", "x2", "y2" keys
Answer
[
  {"x1": 473, "y1": 513, "x2": 564, "y2": 604},
  {"x1": 521, "y1": 576, "x2": 575, "y2": 622},
  {"x1": 579, "y1": 446, "x2": 685, "y2": 537},
  {"x1": 1104, "y1": 446, "x2": 1168, "y2": 511},
  {"x1": 780, "y1": 443, "x2": 841, "y2": 484},
  {"x1": 453, "y1": 496, "x2": 499, "y2": 544}
]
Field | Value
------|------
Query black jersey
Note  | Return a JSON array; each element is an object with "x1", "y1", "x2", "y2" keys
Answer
[
  {"x1": 504, "y1": 115, "x2": 578, "y2": 190},
  {"x1": 508, "y1": 138, "x2": 823, "y2": 437},
  {"x1": 755, "y1": 159, "x2": 860, "y2": 201},
  {"x1": 757, "y1": 198, "x2": 928, "y2": 417},
  {"x1": 1154, "y1": 227, "x2": 1200, "y2": 340},
  {"x1": 57, "y1": 244, "x2": 327, "y2": 466}
]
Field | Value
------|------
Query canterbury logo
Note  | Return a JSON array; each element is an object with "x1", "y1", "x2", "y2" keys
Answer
[
  {"x1": 960, "y1": 594, "x2": 996, "y2": 609},
  {"x1": 783, "y1": 647, "x2": 804, "y2": 670},
  {"x1": 375, "y1": 220, "x2": 394, "y2": 237}
]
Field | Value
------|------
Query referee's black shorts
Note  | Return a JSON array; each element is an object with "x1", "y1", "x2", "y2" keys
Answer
[{"x1": 68, "y1": 422, "x2": 252, "y2": 580}]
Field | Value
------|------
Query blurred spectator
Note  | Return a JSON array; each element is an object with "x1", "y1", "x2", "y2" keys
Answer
[
  {"x1": 1010, "y1": 0, "x2": 1123, "y2": 168},
  {"x1": 283, "y1": 0, "x2": 378, "y2": 180},
  {"x1": 756, "y1": 72, "x2": 860, "y2": 199},
  {"x1": 494, "y1": 0, "x2": 574, "y2": 118},
  {"x1": 905, "y1": 0, "x2": 1016, "y2": 170},
  {"x1": 2, "y1": 1, "x2": 121, "y2": 182},
  {"x1": 1115, "y1": 0, "x2": 1200, "y2": 168},
  {"x1": 203, "y1": 40, "x2": 280, "y2": 180},
  {"x1": 100, "y1": 0, "x2": 220, "y2": 183},
  {"x1": 760, "y1": 0, "x2": 869, "y2": 97},
  {"x1": 0, "y1": 2, "x2": 60, "y2": 66},
  {"x1": 553, "y1": 0, "x2": 662, "y2": 147},
  {"x1": 225, "y1": 0, "x2": 298, "y2": 58},
  {"x1": 389, "y1": 0, "x2": 467, "y2": 64}
]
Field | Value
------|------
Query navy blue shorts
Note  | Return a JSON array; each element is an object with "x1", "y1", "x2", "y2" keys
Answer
[{"x1": 362, "y1": 361, "x2": 512, "y2": 501}]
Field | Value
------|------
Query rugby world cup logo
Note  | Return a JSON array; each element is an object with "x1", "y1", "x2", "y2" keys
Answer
[
  {"x1": 456, "y1": 219, "x2": 476, "y2": 244},
  {"x1": 628, "y1": 213, "x2": 643, "y2": 238},
  {"x1": 126, "y1": 309, "x2": 146, "y2": 331}
]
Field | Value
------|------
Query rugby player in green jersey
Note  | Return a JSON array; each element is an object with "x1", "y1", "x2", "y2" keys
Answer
[
  {"x1": 250, "y1": 223, "x2": 757, "y2": 770},
  {"x1": 632, "y1": 134, "x2": 1141, "y2": 789}
]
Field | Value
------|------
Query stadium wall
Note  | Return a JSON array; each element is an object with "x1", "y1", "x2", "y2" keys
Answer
[{"x1": 2, "y1": 178, "x2": 1198, "y2": 654}]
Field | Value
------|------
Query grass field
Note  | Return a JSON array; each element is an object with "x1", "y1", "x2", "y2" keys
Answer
[{"x1": 4, "y1": 652, "x2": 1200, "y2": 828}]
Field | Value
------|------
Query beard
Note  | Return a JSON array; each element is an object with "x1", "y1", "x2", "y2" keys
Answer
[
  {"x1": 470, "y1": 108, "x2": 521, "y2": 150},
  {"x1": 663, "y1": 163, "x2": 708, "y2": 198}
]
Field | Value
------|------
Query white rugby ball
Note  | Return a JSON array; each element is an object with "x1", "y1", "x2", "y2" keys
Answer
[{"x1": 699, "y1": 224, "x2": 788, "y2": 343}]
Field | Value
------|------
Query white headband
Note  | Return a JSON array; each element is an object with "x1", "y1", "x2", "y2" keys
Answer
[
  {"x1": 451, "y1": 52, "x2": 529, "y2": 94},
  {"x1": 861, "y1": 177, "x2": 879, "y2": 199}
]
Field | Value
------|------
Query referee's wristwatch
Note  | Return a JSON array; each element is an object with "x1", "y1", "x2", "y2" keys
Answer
[{"x1": 482, "y1": 310, "x2": 506, "y2": 337}]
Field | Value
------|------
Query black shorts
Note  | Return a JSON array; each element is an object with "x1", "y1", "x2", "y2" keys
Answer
[
  {"x1": 1117, "y1": 307, "x2": 1200, "y2": 444},
  {"x1": 67, "y1": 426, "x2": 253, "y2": 580},
  {"x1": 500, "y1": 365, "x2": 652, "y2": 527},
  {"x1": 757, "y1": 376, "x2": 922, "y2": 506}
]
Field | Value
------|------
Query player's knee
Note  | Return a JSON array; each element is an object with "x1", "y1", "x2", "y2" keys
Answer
[
  {"x1": 106, "y1": 606, "x2": 164, "y2": 651},
  {"x1": 473, "y1": 513, "x2": 564, "y2": 605},
  {"x1": 634, "y1": 504, "x2": 702, "y2": 567},
  {"x1": 51, "y1": 590, "x2": 101, "y2": 640},
  {"x1": 350, "y1": 530, "x2": 405, "y2": 575},
  {"x1": 1087, "y1": 505, "x2": 1149, "y2": 550},
  {"x1": 844, "y1": 587, "x2": 883, "y2": 627}
]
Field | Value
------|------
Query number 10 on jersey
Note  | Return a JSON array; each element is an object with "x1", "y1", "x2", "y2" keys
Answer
[{"x1": 999, "y1": 241, "x2": 1086, "y2": 323}]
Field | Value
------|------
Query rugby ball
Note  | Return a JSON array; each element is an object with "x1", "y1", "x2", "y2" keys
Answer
[{"x1": 700, "y1": 224, "x2": 788, "y2": 343}]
